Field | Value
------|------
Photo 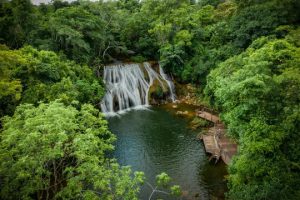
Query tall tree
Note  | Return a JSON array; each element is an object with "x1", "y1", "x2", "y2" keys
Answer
[{"x1": 0, "y1": 101, "x2": 145, "y2": 199}]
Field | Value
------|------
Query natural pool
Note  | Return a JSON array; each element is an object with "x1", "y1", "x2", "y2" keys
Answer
[{"x1": 108, "y1": 105, "x2": 227, "y2": 200}]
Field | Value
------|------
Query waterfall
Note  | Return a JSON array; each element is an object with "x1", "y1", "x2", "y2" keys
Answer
[
  {"x1": 159, "y1": 64, "x2": 176, "y2": 102},
  {"x1": 100, "y1": 62, "x2": 176, "y2": 115}
]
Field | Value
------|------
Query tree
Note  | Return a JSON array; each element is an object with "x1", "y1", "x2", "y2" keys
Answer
[
  {"x1": 6, "y1": 46, "x2": 103, "y2": 102},
  {"x1": 0, "y1": 0, "x2": 36, "y2": 48},
  {"x1": 147, "y1": 172, "x2": 181, "y2": 200},
  {"x1": 0, "y1": 45, "x2": 104, "y2": 117},
  {"x1": 229, "y1": 0, "x2": 300, "y2": 48},
  {"x1": 0, "y1": 101, "x2": 144, "y2": 199},
  {"x1": 0, "y1": 44, "x2": 22, "y2": 116},
  {"x1": 205, "y1": 29, "x2": 300, "y2": 199}
]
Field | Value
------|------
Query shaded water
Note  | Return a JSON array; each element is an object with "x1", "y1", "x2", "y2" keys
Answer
[{"x1": 108, "y1": 106, "x2": 227, "y2": 200}]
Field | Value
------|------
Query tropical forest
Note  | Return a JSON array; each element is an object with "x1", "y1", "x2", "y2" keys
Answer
[{"x1": 0, "y1": 0, "x2": 299, "y2": 199}]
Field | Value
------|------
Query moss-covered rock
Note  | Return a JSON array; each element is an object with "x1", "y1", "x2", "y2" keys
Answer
[
  {"x1": 189, "y1": 117, "x2": 213, "y2": 130},
  {"x1": 149, "y1": 79, "x2": 170, "y2": 104}
]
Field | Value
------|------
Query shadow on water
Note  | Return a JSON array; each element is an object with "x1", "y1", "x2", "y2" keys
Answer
[{"x1": 108, "y1": 105, "x2": 227, "y2": 200}]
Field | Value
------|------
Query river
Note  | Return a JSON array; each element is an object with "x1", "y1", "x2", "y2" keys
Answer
[{"x1": 108, "y1": 105, "x2": 227, "y2": 200}]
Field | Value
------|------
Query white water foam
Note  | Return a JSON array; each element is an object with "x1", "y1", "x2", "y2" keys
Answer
[{"x1": 100, "y1": 62, "x2": 176, "y2": 116}]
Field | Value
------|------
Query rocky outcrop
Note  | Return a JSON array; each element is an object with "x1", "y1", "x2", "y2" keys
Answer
[
  {"x1": 175, "y1": 83, "x2": 207, "y2": 106},
  {"x1": 148, "y1": 79, "x2": 172, "y2": 104}
]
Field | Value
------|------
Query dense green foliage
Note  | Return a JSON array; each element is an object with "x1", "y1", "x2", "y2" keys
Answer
[
  {"x1": 0, "y1": 45, "x2": 104, "y2": 117},
  {"x1": 205, "y1": 29, "x2": 300, "y2": 199},
  {"x1": 0, "y1": 101, "x2": 144, "y2": 199},
  {"x1": 0, "y1": 0, "x2": 299, "y2": 199},
  {"x1": 2, "y1": 0, "x2": 298, "y2": 84}
]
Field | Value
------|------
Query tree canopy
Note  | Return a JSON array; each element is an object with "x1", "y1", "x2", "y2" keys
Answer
[
  {"x1": 205, "y1": 28, "x2": 300, "y2": 199},
  {"x1": 0, "y1": 0, "x2": 299, "y2": 199},
  {"x1": 0, "y1": 45, "x2": 104, "y2": 117},
  {"x1": 0, "y1": 101, "x2": 144, "y2": 199}
]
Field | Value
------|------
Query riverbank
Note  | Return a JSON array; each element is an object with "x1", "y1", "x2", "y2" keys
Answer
[{"x1": 159, "y1": 88, "x2": 238, "y2": 166}]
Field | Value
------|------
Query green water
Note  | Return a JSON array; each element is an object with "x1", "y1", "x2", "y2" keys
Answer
[{"x1": 108, "y1": 106, "x2": 227, "y2": 200}]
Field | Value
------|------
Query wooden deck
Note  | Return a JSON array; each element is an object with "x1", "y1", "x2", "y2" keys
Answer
[
  {"x1": 202, "y1": 133, "x2": 221, "y2": 162},
  {"x1": 196, "y1": 110, "x2": 237, "y2": 165},
  {"x1": 197, "y1": 110, "x2": 221, "y2": 124}
]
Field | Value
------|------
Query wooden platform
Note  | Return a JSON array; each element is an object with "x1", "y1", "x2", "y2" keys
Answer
[
  {"x1": 196, "y1": 110, "x2": 221, "y2": 124},
  {"x1": 218, "y1": 131, "x2": 237, "y2": 165},
  {"x1": 202, "y1": 134, "x2": 220, "y2": 161},
  {"x1": 196, "y1": 109, "x2": 237, "y2": 165}
]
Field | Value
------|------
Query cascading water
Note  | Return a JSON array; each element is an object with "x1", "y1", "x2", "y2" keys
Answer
[
  {"x1": 159, "y1": 65, "x2": 176, "y2": 102},
  {"x1": 100, "y1": 62, "x2": 176, "y2": 115}
]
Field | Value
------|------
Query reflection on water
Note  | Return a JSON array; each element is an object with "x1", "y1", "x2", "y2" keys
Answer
[{"x1": 108, "y1": 106, "x2": 227, "y2": 200}]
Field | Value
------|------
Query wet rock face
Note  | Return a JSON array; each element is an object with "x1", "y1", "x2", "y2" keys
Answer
[{"x1": 148, "y1": 79, "x2": 171, "y2": 105}]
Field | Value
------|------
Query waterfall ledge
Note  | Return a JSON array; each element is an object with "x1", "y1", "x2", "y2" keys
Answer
[{"x1": 100, "y1": 62, "x2": 176, "y2": 116}]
